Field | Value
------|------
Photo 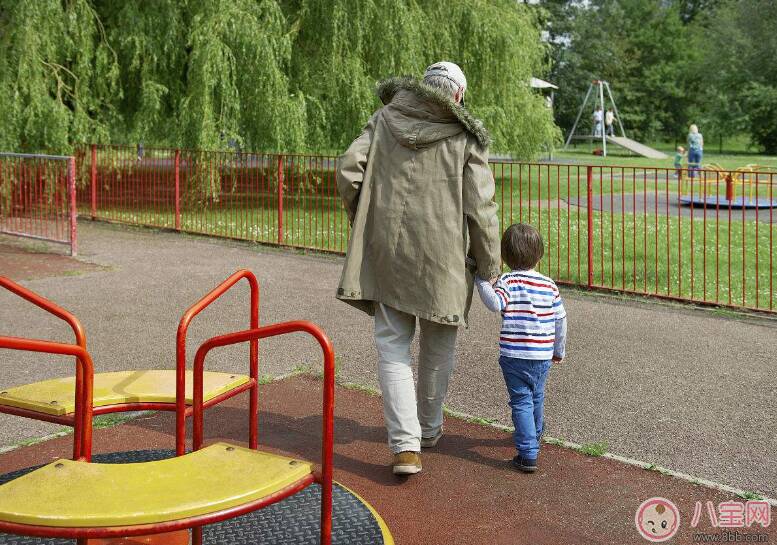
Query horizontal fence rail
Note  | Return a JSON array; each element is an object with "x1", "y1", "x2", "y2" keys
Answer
[
  {"x1": 0, "y1": 152, "x2": 77, "y2": 255},
  {"x1": 76, "y1": 145, "x2": 776, "y2": 314}
]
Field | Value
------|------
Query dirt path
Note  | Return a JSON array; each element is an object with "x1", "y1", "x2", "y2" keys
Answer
[{"x1": 0, "y1": 238, "x2": 106, "y2": 279}]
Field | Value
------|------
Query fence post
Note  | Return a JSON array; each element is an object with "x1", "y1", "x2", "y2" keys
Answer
[
  {"x1": 586, "y1": 166, "x2": 594, "y2": 288},
  {"x1": 68, "y1": 157, "x2": 78, "y2": 257},
  {"x1": 277, "y1": 155, "x2": 284, "y2": 245},
  {"x1": 90, "y1": 144, "x2": 97, "y2": 220},
  {"x1": 725, "y1": 173, "x2": 734, "y2": 202},
  {"x1": 174, "y1": 149, "x2": 181, "y2": 231}
]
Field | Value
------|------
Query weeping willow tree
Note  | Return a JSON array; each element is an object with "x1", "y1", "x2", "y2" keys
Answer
[
  {"x1": 289, "y1": 0, "x2": 427, "y2": 151},
  {"x1": 421, "y1": 0, "x2": 559, "y2": 156},
  {"x1": 178, "y1": 0, "x2": 306, "y2": 151},
  {"x1": 291, "y1": 0, "x2": 558, "y2": 155},
  {"x1": 100, "y1": 0, "x2": 189, "y2": 145},
  {"x1": 0, "y1": 0, "x2": 120, "y2": 153},
  {"x1": 0, "y1": 0, "x2": 557, "y2": 157}
]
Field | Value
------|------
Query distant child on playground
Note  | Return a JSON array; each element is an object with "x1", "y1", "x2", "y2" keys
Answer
[
  {"x1": 674, "y1": 146, "x2": 686, "y2": 178},
  {"x1": 605, "y1": 108, "x2": 616, "y2": 136},
  {"x1": 475, "y1": 223, "x2": 567, "y2": 473},
  {"x1": 592, "y1": 106, "x2": 603, "y2": 137}
]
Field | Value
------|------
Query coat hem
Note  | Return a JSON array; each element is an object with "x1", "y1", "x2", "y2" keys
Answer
[{"x1": 336, "y1": 292, "x2": 468, "y2": 327}]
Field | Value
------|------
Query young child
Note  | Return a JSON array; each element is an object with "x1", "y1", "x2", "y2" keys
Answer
[
  {"x1": 674, "y1": 146, "x2": 686, "y2": 178},
  {"x1": 475, "y1": 223, "x2": 567, "y2": 473}
]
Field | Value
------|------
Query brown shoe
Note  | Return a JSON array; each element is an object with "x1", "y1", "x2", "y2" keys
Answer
[{"x1": 392, "y1": 451, "x2": 422, "y2": 475}]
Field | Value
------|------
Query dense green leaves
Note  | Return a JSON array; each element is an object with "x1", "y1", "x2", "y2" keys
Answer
[
  {"x1": 539, "y1": 0, "x2": 777, "y2": 152},
  {"x1": 3, "y1": 0, "x2": 775, "y2": 156},
  {"x1": 291, "y1": 0, "x2": 558, "y2": 156},
  {"x1": 0, "y1": 0, "x2": 119, "y2": 151},
  {"x1": 692, "y1": 0, "x2": 777, "y2": 153},
  {"x1": 543, "y1": 0, "x2": 693, "y2": 142},
  {"x1": 0, "y1": 0, "x2": 557, "y2": 156}
]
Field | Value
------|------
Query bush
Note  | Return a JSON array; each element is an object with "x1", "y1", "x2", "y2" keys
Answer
[{"x1": 743, "y1": 83, "x2": 777, "y2": 154}]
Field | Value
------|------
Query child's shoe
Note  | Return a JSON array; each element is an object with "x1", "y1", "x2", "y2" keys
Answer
[
  {"x1": 511, "y1": 455, "x2": 537, "y2": 473},
  {"x1": 392, "y1": 451, "x2": 422, "y2": 475}
]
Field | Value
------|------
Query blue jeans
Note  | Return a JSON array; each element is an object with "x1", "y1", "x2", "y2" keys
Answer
[
  {"x1": 688, "y1": 148, "x2": 703, "y2": 178},
  {"x1": 499, "y1": 355, "x2": 552, "y2": 459}
]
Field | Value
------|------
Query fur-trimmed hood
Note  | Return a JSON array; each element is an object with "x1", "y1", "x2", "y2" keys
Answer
[{"x1": 376, "y1": 76, "x2": 491, "y2": 149}]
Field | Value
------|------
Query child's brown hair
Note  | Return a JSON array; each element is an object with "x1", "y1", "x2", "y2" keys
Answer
[{"x1": 501, "y1": 223, "x2": 544, "y2": 270}]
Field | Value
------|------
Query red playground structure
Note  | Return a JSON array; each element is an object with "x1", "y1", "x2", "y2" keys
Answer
[{"x1": 0, "y1": 271, "x2": 393, "y2": 545}]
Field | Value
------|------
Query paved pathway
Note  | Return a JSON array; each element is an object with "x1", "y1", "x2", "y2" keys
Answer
[
  {"x1": 3, "y1": 377, "x2": 770, "y2": 545},
  {"x1": 1, "y1": 221, "x2": 776, "y2": 497}
]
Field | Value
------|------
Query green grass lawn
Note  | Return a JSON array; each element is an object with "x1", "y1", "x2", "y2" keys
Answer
[
  {"x1": 81, "y1": 192, "x2": 351, "y2": 253},
  {"x1": 520, "y1": 205, "x2": 775, "y2": 311},
  {"x1": 491, "y1": 159, "x2": 777, "y2": 201},
  {"x1": 554, "y1": 144, "x2": 777, "y2": 171},
  {"x1": 76, "y1": 148, "x2": 776, "y2": 312},
  {"x1": 81, "y1": 188, "x2": 776, "y2": 311}
]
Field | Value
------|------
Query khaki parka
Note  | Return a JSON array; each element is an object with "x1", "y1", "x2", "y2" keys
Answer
[{"x1": 335, "y1": 77, "x2": 501, "y2": 326}]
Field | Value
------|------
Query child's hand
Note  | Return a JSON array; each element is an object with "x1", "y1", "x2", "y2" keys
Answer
[{"x1": 552, "y1": 355, "x2": 563, "y2": 363}]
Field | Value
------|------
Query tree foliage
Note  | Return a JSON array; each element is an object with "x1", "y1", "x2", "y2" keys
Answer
[
  {"x1": 0, "y1": 0, "x2": 557, "y2": 157},
  {"x1": 692, "y1": 0, "x2": 777, "y2": 153},
  {"x1": 537, "y1": 0, "x2": 777, "y2": 151},
  {"x1": 542, "y1": 0, "x2": 692, "y2": 142},
  {"x1": 0, "y1": 0, "x2": 120, "y2": 151}
]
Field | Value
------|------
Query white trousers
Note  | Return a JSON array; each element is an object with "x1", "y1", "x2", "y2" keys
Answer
[{"x1": 374, "y1": 303, "x2": 458, "y2": 453}]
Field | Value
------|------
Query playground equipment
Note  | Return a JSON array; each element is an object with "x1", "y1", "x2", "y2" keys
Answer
[
  {"x1": 0, "y1": 272, "x2": 393, "y2": 545},
  {"x1": 0, "y1": 270, "x2": 260, "y2": 460},
  {"x1": 679, "y1": 163, "x2": 777, "y2": 209},
  {"x1": 564, "y1": 80, "x2": 668, "y2": 159}
]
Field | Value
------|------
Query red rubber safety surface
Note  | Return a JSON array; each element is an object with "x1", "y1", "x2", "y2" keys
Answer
[
  {"x1": 0, "y1": 242, "x2": 104, "y2": 280},
  {"x1": 0, "y1": 376, "x2": 772, "y2": 545}
]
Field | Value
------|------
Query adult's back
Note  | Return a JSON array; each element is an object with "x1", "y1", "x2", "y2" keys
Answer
[
  {"x1": 336, "y1": 76, "x2": 501, "y2": 326},
  {"x1": 687, "y1": 123, "x2": 704, "y2": 177}
]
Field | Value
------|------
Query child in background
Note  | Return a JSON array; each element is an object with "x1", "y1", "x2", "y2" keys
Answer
[
  {"x1": 592, "y1": 106, "x2": 603, "y2": 137},
  {"x1": 674, "y1": 146, "x2": 686, "y2": 178},
  {"x1": 475, "y1": 223, "x2": 567, "y2": 473},
  {"x1": 605, "y1": 108, "x2": 616, "y2": 136}
]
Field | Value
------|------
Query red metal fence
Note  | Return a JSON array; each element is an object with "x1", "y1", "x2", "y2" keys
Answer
[
  {"x1": 76, "y1": 145, "x2": 776, "y2": 314},
  {"x1": 0, "y1": 152, "x2": 77, "y2": 256},
  {"x1": 75, "y1": 145, "x2": 346, "y2": 252},
  {"x1": 494, "y1": 163, "x2": 775, "y2": 313}
]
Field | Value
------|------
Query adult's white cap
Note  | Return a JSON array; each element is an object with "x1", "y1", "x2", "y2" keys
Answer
[{"x1": 424, "y1": 61, "x2": 467, "y2": 94}]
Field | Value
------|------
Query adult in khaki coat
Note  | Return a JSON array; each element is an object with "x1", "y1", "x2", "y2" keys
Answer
[{"x1": 336, "y1": 62, "x2": 501, "y2": 475}]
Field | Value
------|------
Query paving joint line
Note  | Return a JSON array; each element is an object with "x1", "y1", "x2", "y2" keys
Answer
[{"x1": 441, "y1": 406, "x2": 777, "y2": 507}]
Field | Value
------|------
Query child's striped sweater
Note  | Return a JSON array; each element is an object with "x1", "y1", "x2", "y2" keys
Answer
[{"x1": 476, "y1": 269, "x2": 567, "y2": 360}]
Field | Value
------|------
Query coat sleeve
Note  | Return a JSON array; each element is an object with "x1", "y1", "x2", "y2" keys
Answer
[
  {"x1": 337, "y1": 113, "x2": 378, "y2": 223},
  {"x1": 463, "y1": 141, "x2": 501, "y2": 280}
]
